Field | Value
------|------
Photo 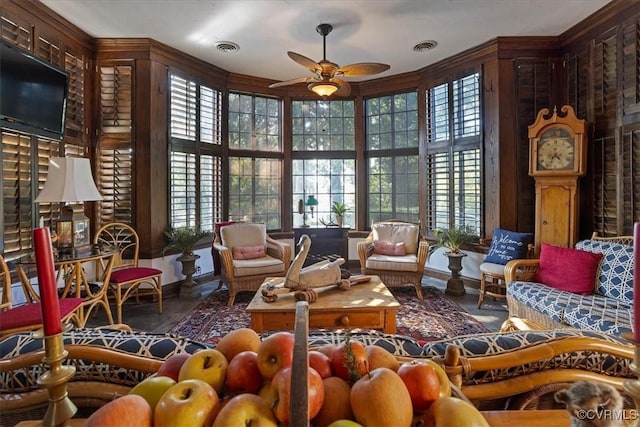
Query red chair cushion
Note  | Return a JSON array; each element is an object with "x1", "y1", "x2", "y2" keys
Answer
[
  {"x1": 0, "y1": 298, "x2": 84, "y2": 332},
  {"x1": 110, "y1": 267, "x2": 162, "y2": 284}
]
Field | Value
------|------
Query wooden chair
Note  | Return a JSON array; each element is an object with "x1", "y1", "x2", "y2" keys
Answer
[
  {"x1": 94, "y1": 223, "x2": 163, "y2": 324},
  {"x1": 213, "y1": 223, "x2": 291, "y2": 306},
  {"x1": 357, "y1": 219, "x2": 429, "y2": 299},
  {"x1": 477, "y1": 230, "x2": 534, "y2": 309},
  {"x1": 0, "y1": 255, "x2": 83, "y2": 337}
]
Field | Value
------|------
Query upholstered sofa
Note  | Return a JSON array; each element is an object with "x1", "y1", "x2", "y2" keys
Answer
[
  {"x1": 505, "y1": 233, "x2": 634, "y2": 335},
  {"x1": 1, "y1": 326, "x2": 634, "y2": 424}
]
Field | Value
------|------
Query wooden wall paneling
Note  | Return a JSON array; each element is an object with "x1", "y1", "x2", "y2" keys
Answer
[
  {"x1": 481, "y1": 58, "x2": 501, "y2": 235},
  {"x1": 135, "y1": 59, "x2": 169, "y2": 258}
]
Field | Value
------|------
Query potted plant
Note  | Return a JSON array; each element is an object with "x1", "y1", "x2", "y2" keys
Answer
[
  {"x1": 432, "y1": 225, "x2": 478, "y2": 296},
  {"x1": 331, "y1": 201, "x2": 349, "y2": 227},
  {"x1": 164, "y1": 227, "x2": 211, "y2": 298}
]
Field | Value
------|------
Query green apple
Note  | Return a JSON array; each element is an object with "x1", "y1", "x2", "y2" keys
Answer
[
  {"x1": 128, "y1": 375, "x2": 176, "y2": 412},
  {"x1": 212, "y1": 393, "x2": 278, "y2": 427},
  {"x1": 178, "y1": 348, "x2": 228, "y2": 394},
  {"x1": 154, "y1": 379, "x2": 219, "y2": 427}
]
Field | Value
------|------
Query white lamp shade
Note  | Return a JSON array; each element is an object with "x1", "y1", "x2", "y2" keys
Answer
[{"x1": 35, "y1": 157, "x2": 103, "y2": 202}]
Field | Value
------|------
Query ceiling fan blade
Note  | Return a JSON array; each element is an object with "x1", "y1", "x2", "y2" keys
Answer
[
  {"x1": 337, "y1": 62, "x2": 391, "y2": 77},
  {"x1": 287, "y1": 51, "x2": 321, "y2": 73},
  {"x1": 268, "y1": 76, "x2": 313, "y2": 88},
  {"x1": 332, "y1": 78, "x2": 351, "y2": 97}
]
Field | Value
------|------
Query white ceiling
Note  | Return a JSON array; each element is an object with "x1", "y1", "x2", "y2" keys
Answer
[{"x1": 41, "y1": 0, "x2": 612, "y2": 84}]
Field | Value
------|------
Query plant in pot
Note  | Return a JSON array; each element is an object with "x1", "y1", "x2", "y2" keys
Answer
[
  {"x1": 164, "y1": 227, "x2": 211, "y2": 299},
  {"x1": 331, "y1": 201, "x2": 349, "y2": 227},
  {"x1": 432, "y1": 225, "x2": 478, "y2": 296}
]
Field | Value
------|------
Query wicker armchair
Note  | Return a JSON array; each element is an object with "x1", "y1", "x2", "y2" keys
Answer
[
  {"x1": 213, "y1": 223, "x2": 291, "y2": 306},
  {"x1": 357, "y1": 220, "x2": 429, "y2": 299}
]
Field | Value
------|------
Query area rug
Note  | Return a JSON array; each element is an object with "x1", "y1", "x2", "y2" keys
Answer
[{"x1": 169, "y1": 284, "x2": 491, "y2": 345}]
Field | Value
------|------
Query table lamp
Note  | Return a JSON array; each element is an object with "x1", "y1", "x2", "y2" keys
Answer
[
  {"x1": 305, "y1": 195, "x2": 319, "y2": 218},
  {"x1": 35, "y1": 157, "x2": 103, "y2": 252}
]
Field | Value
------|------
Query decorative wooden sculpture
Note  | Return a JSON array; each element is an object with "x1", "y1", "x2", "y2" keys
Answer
[
  {"x1": 528, "y1": 105, "x2": 588, "y2": 252},
  {"x1": 262, "y1": 234, "x2": 368, "y2": 302}
]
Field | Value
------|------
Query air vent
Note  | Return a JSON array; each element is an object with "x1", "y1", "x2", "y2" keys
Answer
[
  {"x1": 413, "y1": 40, "x2": 437, "y2": 52},
  {"x1": 215, "y1": 41, "x2": 239, "y2": 53}
]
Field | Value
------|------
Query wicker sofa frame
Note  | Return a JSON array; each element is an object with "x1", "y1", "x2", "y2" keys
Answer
[
  {"x1": 2, "y1": 328, "x2": 634, "y2": 425},
  {"x1": 504, "y1": 233, "x2": 634, "y2": 331}
]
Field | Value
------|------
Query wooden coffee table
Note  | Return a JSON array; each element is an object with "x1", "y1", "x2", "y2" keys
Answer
[{"x1": 246, "y1": 275, "x2": 399, "y2": 333}]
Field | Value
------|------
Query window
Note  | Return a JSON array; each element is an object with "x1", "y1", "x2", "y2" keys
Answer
[
  {"x1": 228, "y1": 93, "x2": 282, "y2": 229},
  {"x1": 169, "y1": 73, "x2": 223, "y2": 232},
  {"x1": 291, "y1": 100, "x2": 355, "y2": 228},
  {"x1": 426, "y1": 72, "x2": 481, "y2": 234},
  {"x1": 365, "y1": 92, "x2": 419, "y2": 225}
]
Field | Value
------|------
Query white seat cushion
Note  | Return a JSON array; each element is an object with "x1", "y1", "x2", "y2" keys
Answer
[
  {"x1": 233, "y1": 255, "x2": 285, "y2": 277},
  {"x1": 366, "y1": 254, "x2": 419, "y2": 272},
  {"x1": 479, "y1": 262, "x2": 506, "y2": 276}
]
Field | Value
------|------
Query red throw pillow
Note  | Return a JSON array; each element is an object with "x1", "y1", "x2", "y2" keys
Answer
[
  {"x1": 373, "y1": 240, "x2": 406, "y2": 256},
  {"x1": 232, "y1": 245, "x2": 266, "y2": 260},
  {"x1": 533, "y1": 243, "x2": 603, "y2": 295}
]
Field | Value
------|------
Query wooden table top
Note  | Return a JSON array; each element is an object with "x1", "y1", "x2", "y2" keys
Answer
[{"x1": 246, "y1": 275, "x2": 399, "y2": 313}]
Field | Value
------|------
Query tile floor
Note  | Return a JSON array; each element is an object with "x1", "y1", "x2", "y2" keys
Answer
[{"x1": 86, "y1": 275, "x2": 510, "y2": 334}]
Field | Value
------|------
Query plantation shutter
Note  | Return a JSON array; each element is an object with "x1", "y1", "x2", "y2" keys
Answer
[
  {"x1": 64, "y1": 50, "x2": 86, "y2": 143},
  {"x1": 1, "y1": 133, "x2": 33, "y2": 256},
  {"x1": 591, "y1": 29, "x2": 619, "y2": 236},
  {"x1": 0, "y1": 15, "x2": 30, "y2": 50},
  {"x1": 96, "y1": 63, "x2": 134, "y2": 226}
]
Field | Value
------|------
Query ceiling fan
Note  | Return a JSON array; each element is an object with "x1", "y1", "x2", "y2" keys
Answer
[{"x1": 268, "y1": 23, "x2": 391, "y2": 97}]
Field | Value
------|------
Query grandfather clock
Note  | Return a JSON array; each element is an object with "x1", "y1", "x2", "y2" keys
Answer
[{"x1": 528, "y1": 105, "x2": 587, "y2": 253}]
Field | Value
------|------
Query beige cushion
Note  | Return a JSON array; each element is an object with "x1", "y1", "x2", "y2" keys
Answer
[
  {"x1": 233, "y1": 256, "x2": 285, "y2": 277},
  {"x1": 372, "y1": 222, "x2": 419, "y2": 254},
  {"x1": 366, "y1": 254, "x2": 419, "y2": 272},
  {"x1": 221, "y1": 223, "x2": 267, "y2": 249},
  {"x1": 480, "y1": 262, "x2": 506, "y2": 276}
]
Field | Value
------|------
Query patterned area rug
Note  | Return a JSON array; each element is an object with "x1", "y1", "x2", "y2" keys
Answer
[{"x1": 169, "y1": 284, "x2": 491, "y2": 345}]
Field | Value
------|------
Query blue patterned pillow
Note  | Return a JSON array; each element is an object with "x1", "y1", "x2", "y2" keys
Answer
[
  {"x1": 484, "y1": 228, "x2": 533, "y2": 265},
  {"x1": 575, "y1": 239, "x2": 634, "y2": 303}
]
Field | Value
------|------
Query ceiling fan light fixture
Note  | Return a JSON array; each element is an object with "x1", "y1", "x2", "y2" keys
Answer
[{"x1": 308, "y1": 81, "x2": 339, "y2": 97}]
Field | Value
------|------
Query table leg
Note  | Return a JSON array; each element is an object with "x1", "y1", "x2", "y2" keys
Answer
[{"x1": 384, "y1": 310, "x2": 397, "y2": 334}]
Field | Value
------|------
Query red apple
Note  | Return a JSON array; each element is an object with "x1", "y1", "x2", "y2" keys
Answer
[
  {"x1": 226, "y1": 350, "x2": 263, "y2": 394},
  {"x1": 397, "y1": 360, "x2": 441, "y2": 413},
  {"x1": 313, "y1": 376, "x2": 354, "y2": 427},
  {"x1": 212, "y1": 393, "x2": 279, "y2": 427},
  {"x1": 256, "y1": 331, "x2": 295, "y2": 380},
  {"x1": 178, "y1": 348, "x2": 228, "y2": 394},
  {"x1": 84, "y1": 394, "x2": 152, "y2": 427},
  {"x1": 215, "y1": 327, "x2": 261, "y2": 362},
  {"x1": 270, "y1": 366, "x2": 325, "y2": 424},
  {"x1": 156, "y1": 353, "x2": 191, "y2": 381},
  {"x1": 309, "y1": 350, "x2": 333, "y2": 379},
  {"x1": 350, "y1": 367, "x2": 413, "y2": 427},
  {"x1": 128, "y1": 375, "x2": 176, "y2": 412},
  {"x1": 330, "y1": 340, "x2": 368, "y2": 383},
  {"x1": 154, "y1": 378, "x2": 220, "y2": 427}
]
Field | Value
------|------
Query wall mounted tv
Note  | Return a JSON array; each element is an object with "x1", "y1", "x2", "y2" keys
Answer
[{"x1": 0, "y1": 41, "x2": 69, "y2": 140}]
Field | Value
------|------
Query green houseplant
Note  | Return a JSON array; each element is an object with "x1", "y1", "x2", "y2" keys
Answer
[
  {"x1": 164, "y1": 227, "x2": 211, "y2": 298},
  {"x1": 433, "y1": 225, "x2": 478, "y2": 254},
  {"x1": 432, "y1": 225, "x2": 478, "y2": 296},
  {"x1": 331, "y1": 201, "x2": 349, "y2": 227}
]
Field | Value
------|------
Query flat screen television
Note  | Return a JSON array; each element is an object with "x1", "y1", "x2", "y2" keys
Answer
[{"x1": 0, "y1": 41, "x2": 69, "y2": 140}]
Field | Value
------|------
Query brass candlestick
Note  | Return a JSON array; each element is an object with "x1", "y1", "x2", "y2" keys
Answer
[
  {"x1": 34, "y1": 324, "x2": 77, "y2": 427},
  {"x1": 623, "y1": 333, "x2": 640, "y2": 427}
]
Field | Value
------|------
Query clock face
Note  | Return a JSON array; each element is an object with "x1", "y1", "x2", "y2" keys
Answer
[{"x1": 536, "y1": 127, "x2": 575, "y2": 170}]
